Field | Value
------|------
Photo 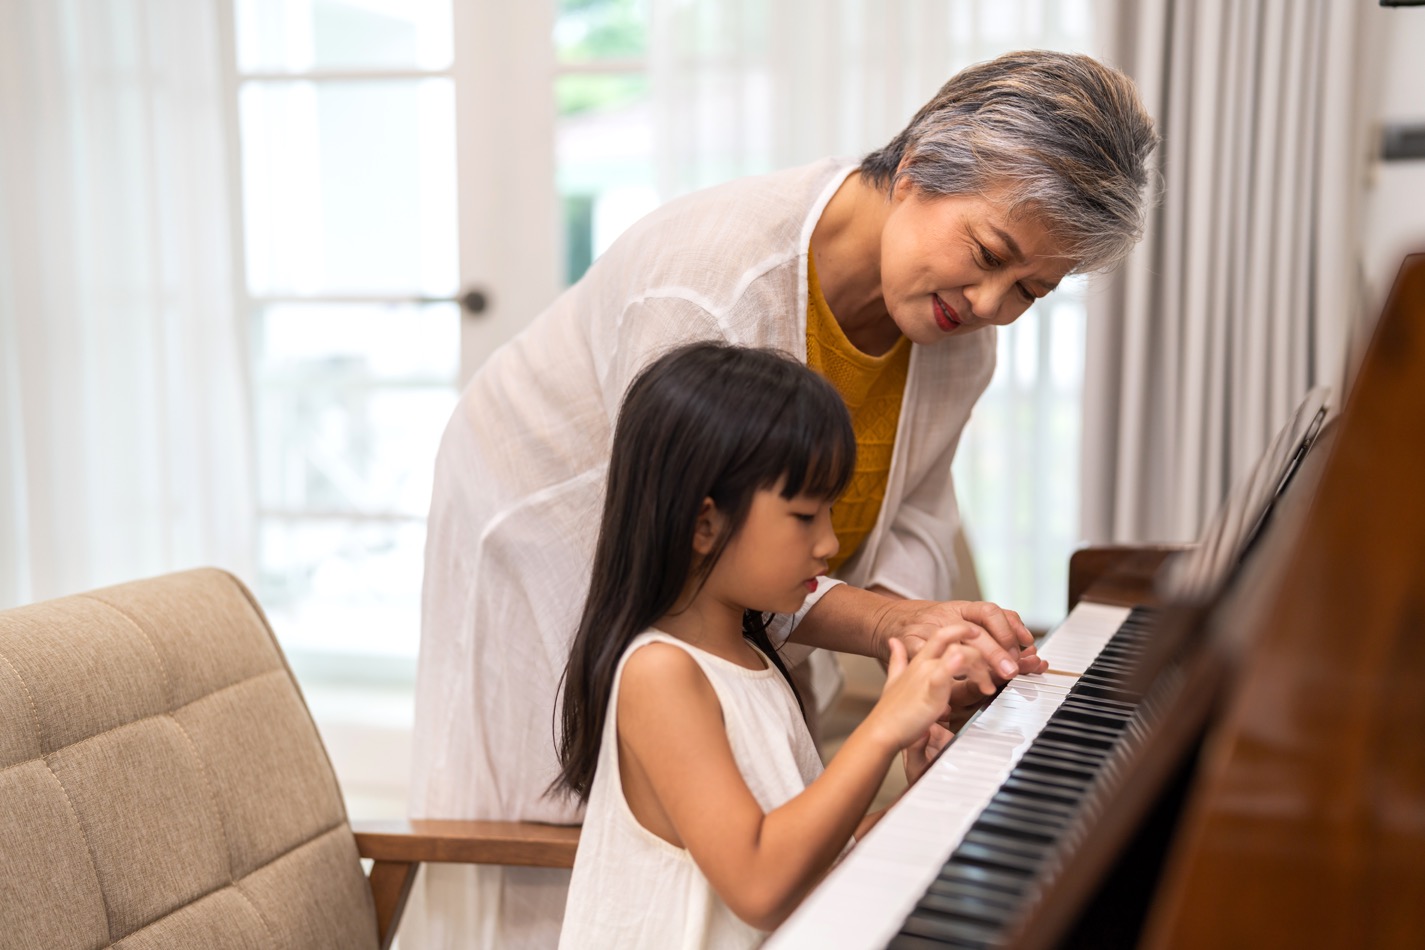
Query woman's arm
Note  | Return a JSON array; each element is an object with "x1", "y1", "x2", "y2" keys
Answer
[
  {"x1": 617, "y1": 635, "x2": 986, "y2": 931},
  {"x1": 789, "y1": 582, "x2": 1045, "y2": 680}
]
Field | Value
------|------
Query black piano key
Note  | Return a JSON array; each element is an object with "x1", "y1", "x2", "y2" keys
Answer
[
  {"x1": 925, "y1": 875, "x2": 1025, "y2": 906},
  {"x1": 1001, "y1": 775, "x2": 1091, "y2": 809},
  {"x1": 981, "y1": 794, "x2": 1069, "y2": 823},
  {"x1": 999, "y1": 775, "x2": 1082, "y2": 807},
  {"x1": 1035, "y1": 722, "x2": 1116, "y2": 749},
  {"x1": 1081, "y1": 651, "x2": 1136, "y2": 670},
  {"x1": 1067, "y1": 698, "x2": 1136, "y2": 718},
  {"x1": 933, "y1": 861, "x2": 1031, "y2": 895},
  {"x1": 1009, "y1": 763, "x2": 1093, "y2": 791},
  {"x1": 897, "y1": 913, "x2": 1000, "y2": 948},
  {"x1": 977, "y1": 807, "x2": 1062, "y2": 842},
  {"x1": 916, "y1": 888, "x2": 1019, "y2": 923},
  {"x1": 952, "y1": 838, "x2": 1043, "y2": 875},
  {"x1": 888, "y1": 933, "x2": 989, "y2": 950},
  {"x1": 1021, "y1": 745, "x2": 1108, "y2": 773},
  {"x1": 1060, "y1": 701, "x2": 1135, "y2": 721},
  {"x1": 1029, "y1": 736, "x2": 1114, "y2": 765},
  {"x1": 925, "y1": 875, "x2": 1027, "y2": 908},
  {"x1": 1073, "y1": 682, "x2": 1144, "y2": 703},
  {"x1": 1026, "y1": 756, "x2": 1112, "y2": 786},
  {"x1": 993, "y1": 789, "x2": 1077, "y2": 820},
  {"x1": 1050, "y1": 713, "x2": 1128, "y2": 737},
  {"x1": 1010, "y1": 765, "x2": 1098, "y2": 793},
  {"x1": 1077, "y1": 693, "x2": 1138, "y2": 712},
  {"x1": 961, "y1": 828, "x2": 1051, "y2": 864}
]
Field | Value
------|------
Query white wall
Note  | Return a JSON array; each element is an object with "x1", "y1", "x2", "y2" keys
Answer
[{"x1": 1362, "y1": 5, "x2": 1425, "y2": 309}]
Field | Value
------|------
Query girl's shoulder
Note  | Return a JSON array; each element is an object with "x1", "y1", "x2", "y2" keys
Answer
[
  {"x1": 621, "y1": 635, "x2": 705, "y2": 682},
  {"x1": 616, "y1": 637, "x2": 725, "y2": 746},
  {"x1": 619, "y1": 633, "x2": 715, "y2": 700}
]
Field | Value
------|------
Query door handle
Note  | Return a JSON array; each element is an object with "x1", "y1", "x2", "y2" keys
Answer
[{"x1": 460, "y1": 288, "x2": 490, "y2": 316}]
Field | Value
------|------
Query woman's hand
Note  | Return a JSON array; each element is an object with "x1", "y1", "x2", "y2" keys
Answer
[
  {"x1": 873, "y1": 597, "x2": 1047, "y2": 682},
  {"x1": 788, "y1": 588, "x2": 1044, "y2": 706}
]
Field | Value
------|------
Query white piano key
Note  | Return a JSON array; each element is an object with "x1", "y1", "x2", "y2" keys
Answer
[{"x1": 766, "y1": 601, "x2": 1134, "y2": 950}]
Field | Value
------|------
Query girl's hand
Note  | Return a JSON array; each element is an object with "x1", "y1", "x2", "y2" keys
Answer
[
  {"x1": 902, "y1": 721, "x2": 955, "y2": 786},
  {"x1": 866, "y1": 631, "x2": 995, "y2": 751}
]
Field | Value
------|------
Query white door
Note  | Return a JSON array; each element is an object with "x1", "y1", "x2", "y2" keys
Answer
[{"x1": 223, "y1": 0, "x2": 655, "y2": 813}]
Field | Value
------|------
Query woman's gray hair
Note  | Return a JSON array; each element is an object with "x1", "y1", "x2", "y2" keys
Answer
[{"x1": 861, "y1": 49, "x2": 1159, "y2": 273}]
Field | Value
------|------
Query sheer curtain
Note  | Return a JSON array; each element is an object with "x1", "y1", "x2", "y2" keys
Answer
[
  {"x1": 1081, "y1": 0, "x2": 1383, "y2": 544},
  {"x1": 650, "y1": 0, "x2": 1098, "y2": 194},
  {"x1": 0, "y1": 0, "x2": 252, "y2": 608},
  {"x1": 648, "y1": 0, "x2": 1102, "y2": 627}
]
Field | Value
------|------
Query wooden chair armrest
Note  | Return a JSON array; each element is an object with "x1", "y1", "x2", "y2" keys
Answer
[
  {"x1": 1068, "y1": 544, "x2": 1195, "y2": 611},
  {"x1": 353, "y1": 818, "x2": 579, "y2": 868},
  {"x1": 352, "y1": 819, "x2": 580, "y2": 950}
]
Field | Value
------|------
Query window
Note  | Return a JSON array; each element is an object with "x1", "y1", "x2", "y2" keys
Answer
[
  {"x1": 231, "y1": 0, "x2": 461, "y2": 687},
  {"x1": 556, "y1": 0, "x2": 657, "y2": 284}
]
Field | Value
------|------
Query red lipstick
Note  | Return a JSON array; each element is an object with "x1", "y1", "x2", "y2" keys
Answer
[{"x1": 933, "y1": 295, "x2": 962, "y2": 333}]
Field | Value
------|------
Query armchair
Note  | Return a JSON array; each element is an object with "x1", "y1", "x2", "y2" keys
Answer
[{"x1": 0, "y1": 568, "x2": 576, "y2": 950}]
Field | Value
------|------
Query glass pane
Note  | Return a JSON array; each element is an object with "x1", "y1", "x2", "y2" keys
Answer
[
  {"x1": 557, "y1": 73, "x2": 656, "y2": 283},
  {"x1": 236, "y1": 0, "x2": 453, "y2": 72},
  {"x1": 255, "y1": 379, "x2": 455, "y2": 517},
  {"x1": 240, "y1": 78, "x2": 457, "y2": 296},
  {"x1": 954, "y1": 292, "x2": 1085, "y2": 630},
  {"x1": 255, "y1": 301, "x2": 459, "y2": 381},
  {"x1": 555, "y1": 0, "x2": 647, "y2": 63},
  {"x1": 257, "y1": 517, "x2": 426, "y2": 657}
]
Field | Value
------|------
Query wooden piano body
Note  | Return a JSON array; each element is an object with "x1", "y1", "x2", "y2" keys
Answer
[
  {"x1": 1067, "y1": 253, "x2": 1425, "y2": 949},
  {"x1": 773, "y1": 254, "x2": 1425, "y2": 948},
  {"x1": 1126, "y1": 254, "x2": 1425, "y2": 947}
]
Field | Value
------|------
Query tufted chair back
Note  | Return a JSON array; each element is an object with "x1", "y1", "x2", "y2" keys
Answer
[{"x1": 0, "y1": 568, "x2": 379, "y2": 950}]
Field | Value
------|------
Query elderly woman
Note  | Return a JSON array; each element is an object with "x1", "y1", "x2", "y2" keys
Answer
[{"x1": 408, "y1": 49, "x2": 1157, "y2": 948}]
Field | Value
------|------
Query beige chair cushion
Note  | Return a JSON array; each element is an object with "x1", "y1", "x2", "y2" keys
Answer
[{"x1": 0, "y1": 568, "x2": 379, "y2": 950}]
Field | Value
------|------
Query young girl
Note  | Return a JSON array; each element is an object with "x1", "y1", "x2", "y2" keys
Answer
[{"x1": 552, "y1": 343, "x2": 996, "y2": 948}]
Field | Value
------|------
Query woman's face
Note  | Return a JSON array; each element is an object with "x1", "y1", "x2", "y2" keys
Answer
[{"x1": 879, "y1": 180, "x2": 1073, "y2": 345}]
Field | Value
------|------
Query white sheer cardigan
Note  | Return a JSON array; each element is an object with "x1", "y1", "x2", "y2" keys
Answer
[{"x1": 403, "y1": 157, "x2": 996, "y2": 949}]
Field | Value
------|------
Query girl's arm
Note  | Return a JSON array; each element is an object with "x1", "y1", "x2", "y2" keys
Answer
[
  {"x1": 852, "y1": 718, "x2": 955, "y2": 839},
  {"x1": 617, "y1": 633, "x2": 990, "y2": 931}
]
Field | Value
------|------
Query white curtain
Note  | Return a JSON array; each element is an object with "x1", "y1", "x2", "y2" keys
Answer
[
  {"x1": 1081, "y1": 0, "x2": 1383, "y2": 544},
  {"x1": 650, "y1": 0, "x2": 1099, "y2": 193},
  {"x1": 0, "y1": 0, "x2": 253, "y2": 608}
]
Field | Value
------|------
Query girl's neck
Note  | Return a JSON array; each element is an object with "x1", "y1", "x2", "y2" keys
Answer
[
  {"x1": 655, "y1": 591, "x2": 765, "y2": 670},
  {"x1": 810, "y1": 170, "x2": 901, "y2": 356}
]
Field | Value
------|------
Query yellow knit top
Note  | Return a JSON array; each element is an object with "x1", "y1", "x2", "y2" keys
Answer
[{"x1": 805, "y1": 249, "x2": 911, "y2": 573}]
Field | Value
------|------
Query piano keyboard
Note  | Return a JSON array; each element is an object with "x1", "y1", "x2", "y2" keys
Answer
[{"x1": 767, "y1": 601, "x2": 1155, "y2": 950}]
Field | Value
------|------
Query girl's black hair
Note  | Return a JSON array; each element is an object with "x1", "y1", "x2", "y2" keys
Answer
[{"x1": 551, "y1": 342, "x2": 856, "y2": 802}]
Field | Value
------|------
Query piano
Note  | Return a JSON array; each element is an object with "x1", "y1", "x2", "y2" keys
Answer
[{"x1": 768, "y1": 254, "x2": 1425, "y2": 950}]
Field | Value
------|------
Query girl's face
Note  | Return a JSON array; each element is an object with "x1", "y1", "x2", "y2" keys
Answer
[
  {"x1": 706, "y1": 484, "x2": 840, "y2": 616},
  {"x1": 879, "y1": 180, "x2": 1073, "y2": 345}
]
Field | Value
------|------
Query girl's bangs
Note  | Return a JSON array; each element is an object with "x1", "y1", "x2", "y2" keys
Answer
[{"x1": 771, "y1": 390, "x2": 856, "y2": 502}]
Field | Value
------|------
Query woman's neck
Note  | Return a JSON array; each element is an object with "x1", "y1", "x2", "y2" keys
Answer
[{"x1": 810, "y1": 170, "x2": 901, "y2": 356}]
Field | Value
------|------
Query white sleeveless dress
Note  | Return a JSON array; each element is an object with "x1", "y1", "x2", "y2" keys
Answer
[{"x1": 558, "y1": 631, "x2": 827, "y2": 949}]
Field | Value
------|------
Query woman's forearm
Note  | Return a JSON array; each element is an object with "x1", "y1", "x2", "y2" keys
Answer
[{"x1": 788, "y1": 582, "x2": 899, "y2": 661}]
